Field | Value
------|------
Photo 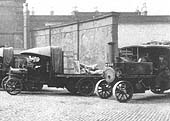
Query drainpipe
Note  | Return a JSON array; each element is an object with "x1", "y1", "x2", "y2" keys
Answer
[{"x1": 23, "y1": 3, "x2": 29, "y2": 49}]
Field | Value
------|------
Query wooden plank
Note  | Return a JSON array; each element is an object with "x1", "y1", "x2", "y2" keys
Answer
[
  {"x1": 55, "y1": 74, "x2": 102, "y2": 78},
  {"x1": 64, "y1": 68, "x2": 74, "y2": 70}
]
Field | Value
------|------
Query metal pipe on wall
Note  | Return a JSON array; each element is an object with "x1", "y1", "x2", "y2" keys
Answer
[
  {"x1": 49, "y1": 26, "x2": 52, "y2": 46},
  {"x1": 23, "y1": 3, "x2": 29, "y2": 49},
  {"x1": 77, "y1": 21, "x2": 80, "y2": 61}
]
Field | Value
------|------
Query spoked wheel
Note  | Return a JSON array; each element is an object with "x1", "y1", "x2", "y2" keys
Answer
[
  {"x1": 113, "y1": 81, "x2": 133, "y2": 102},
  {"x1": 78, "y1": 78, "x2": 94, "y2": 96},
  {"x1": 5, "y1": 78, "x2": 22, "y2": 95},
  {"x1": 95, "y1": 79, "x2": 112, "y2": 99},
  {"x1": 1, "y1": 76, "x2": 8, "y2": 90}
]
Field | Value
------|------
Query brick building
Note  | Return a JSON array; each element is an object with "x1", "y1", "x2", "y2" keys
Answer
[
  {"x1": 0, "y1": 0, "x2": 25, "y2": 52},
  {"x1": 29, "y1": 11, "x2": 170, "y2": 48},
  {"x1": 30, "y1": 13, "x2": 119, "y2": 71},
  {"x1": 1, "y1": 0, "x2": 170, "y2": 50}
]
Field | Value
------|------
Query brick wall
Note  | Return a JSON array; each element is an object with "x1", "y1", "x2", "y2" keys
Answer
[
  {"x1": 79, "y1": 17, "x2": 114, "y2": 68},
  {"x1": 0, "y1": 0, "x2": 25, "y2": 49},
  {"x1": 32, "y1": 14, "x2": 119, "y2": 72}
]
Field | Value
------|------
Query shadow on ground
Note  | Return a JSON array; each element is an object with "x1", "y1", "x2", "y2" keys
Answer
[
  {"x1": 130, "y1": 91, "x2": 170, "y2": 104},
  {"x1": 0, "y1": 87, "x2": 96, "y2": 98},
  {"x1": 0, "y1": 87, "x2": 75, "y2": 96},
  {"x1": 23, "y1": 89, "x2": 85, "y2": 97},
  {"x1": 2, "y1": 87, "x2": 170, "y2": 103}
]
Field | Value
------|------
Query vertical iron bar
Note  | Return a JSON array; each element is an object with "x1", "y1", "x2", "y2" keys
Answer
[
  {"x1": 137, "y1": 47, "x2": 139, "y2": 60},
  {"x1": 77, "y1": 21, "x2": 80, "y2": 60},
  {"x1": 49, "y1": 26, "x2": 52, "y2": 46},
  {"x1": 49, "y1": 26, "x2": 52, "y2": 82}
]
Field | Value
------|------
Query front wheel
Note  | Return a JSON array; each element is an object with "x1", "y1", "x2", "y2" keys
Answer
[
  {"x1": 95, "y1": 79, "x2": 112, "y2": 99},
  {"x1": 1, "y1": 76, "x2": 9, "y2": 90},
  {"x1": 113, "y1": 81, "x2": 133, "y2": 102},
  {"x1": 5, "y1": 78, "x2": 22, "y2": 95}
]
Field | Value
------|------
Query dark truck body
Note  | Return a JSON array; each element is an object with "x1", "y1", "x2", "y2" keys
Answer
[
  {"x1": 4, "y1": 46, "x2": 102, "y2": 96},
  {"x1": 96, "y1": 45, "x2": 170, "y2": 102}
]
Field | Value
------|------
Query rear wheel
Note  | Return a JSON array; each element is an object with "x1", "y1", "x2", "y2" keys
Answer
[
  {"x1": 6, "y1": 78, "x2": 22, "y2": 95},
  {"x1": 34, "y1": 83, "x2": 43, "y2": 91},
  {"x1": 23, "y1": 83, "x2": 43, "y2": 91},
  {"x1": 113, "y1": 81, "x2": 133, "y2": 102},
  {"x1": 22, "y1": 83, "x2": 33, "y2": 91},
  {"x1": 66, "y1": 81, "x2": 78, "y2": 95},
  {"x1": 95, "y1": 79, "x2": 112, "y2": 99},
  {"x1": 66, "y1": 86, "x2": 78, "y2": 95},
  {"x1": 78, "y1": 78, "x2": 94, "y2": 96}
]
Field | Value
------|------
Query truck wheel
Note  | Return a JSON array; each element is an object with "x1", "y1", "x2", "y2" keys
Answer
[
  {"x1": 6, "y1": 78, "x2": 22, "y2": 95},
  {"x1": 22, "y1": 82, "x2": 43, "y2": 91},
  {"x1": 113, "y1": 81, "x2": 133, "y2": 102},
  {"x1": 66, "y1": 86, "x2": 78, "y2": 95},
  {"x1": 78, "y1": 78, "x2": 94, "y2": 96},
  {"x1": 34, "y1": 83, "x2": 43, "y2": 91},
  {"x1": 22, "y1": 83, "x2": 32, "y2": 91},
  {"x1": 1, "y1": 76, "x2": 8, "y2": 90},
  {"x1": 95, "y1": 79, "x2": 112, "y2": 99},
  {"x1": 66, "y1": 81, "x2": 78, "y2": 95}
]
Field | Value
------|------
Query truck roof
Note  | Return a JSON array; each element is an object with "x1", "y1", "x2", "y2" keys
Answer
[{"x1": 121, "y1": 45, "x2": 170, "y2": 49}]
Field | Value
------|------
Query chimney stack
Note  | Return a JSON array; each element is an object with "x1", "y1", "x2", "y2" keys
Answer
[
  {"x1": 31, "y1": 7, "x2": 35, "y2": 15},
  {"x1": 50, "y1": 10, "x2": 54, "y2": 15},
  {"x1": 141, "y1": 2, "x2": 147, "y2": 16}
]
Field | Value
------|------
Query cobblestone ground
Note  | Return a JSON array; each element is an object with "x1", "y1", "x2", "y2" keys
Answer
[{"x1": 1, "y1": 86, "x2": 170, "y2": 121}]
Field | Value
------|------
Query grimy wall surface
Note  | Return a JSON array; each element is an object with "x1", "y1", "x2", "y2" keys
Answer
[
  {"x1": 0, "y1": 0, "x2": 25, "y2": 49},
  {"x1": 79, "y1": 17, "x2": 116, "y2": 68},
  {"x1": 31, "y1": 14, "x2": 119, "y2": 73}
]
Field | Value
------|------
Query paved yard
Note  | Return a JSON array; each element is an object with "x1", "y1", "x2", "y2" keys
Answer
[{"x1": 1, "y1": 86, "x2": 170, "y2": 121}]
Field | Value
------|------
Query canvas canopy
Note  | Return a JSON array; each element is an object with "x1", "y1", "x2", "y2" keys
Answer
[
  {"x1": 121, "y1": 45, "x2": 170, "y2": 49},
  {"x1": 120, "y1": 45, "x2": 170, "y2": 69},
  {"x1": 21, "y1": 46, "x2": 64, "y2": 74},
  {"x1": 20, "y1": 46, "x2": 54, "y2": 57},
  {"x1": 51, "y1": 47, "x2": 63, "y2": 74}
]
